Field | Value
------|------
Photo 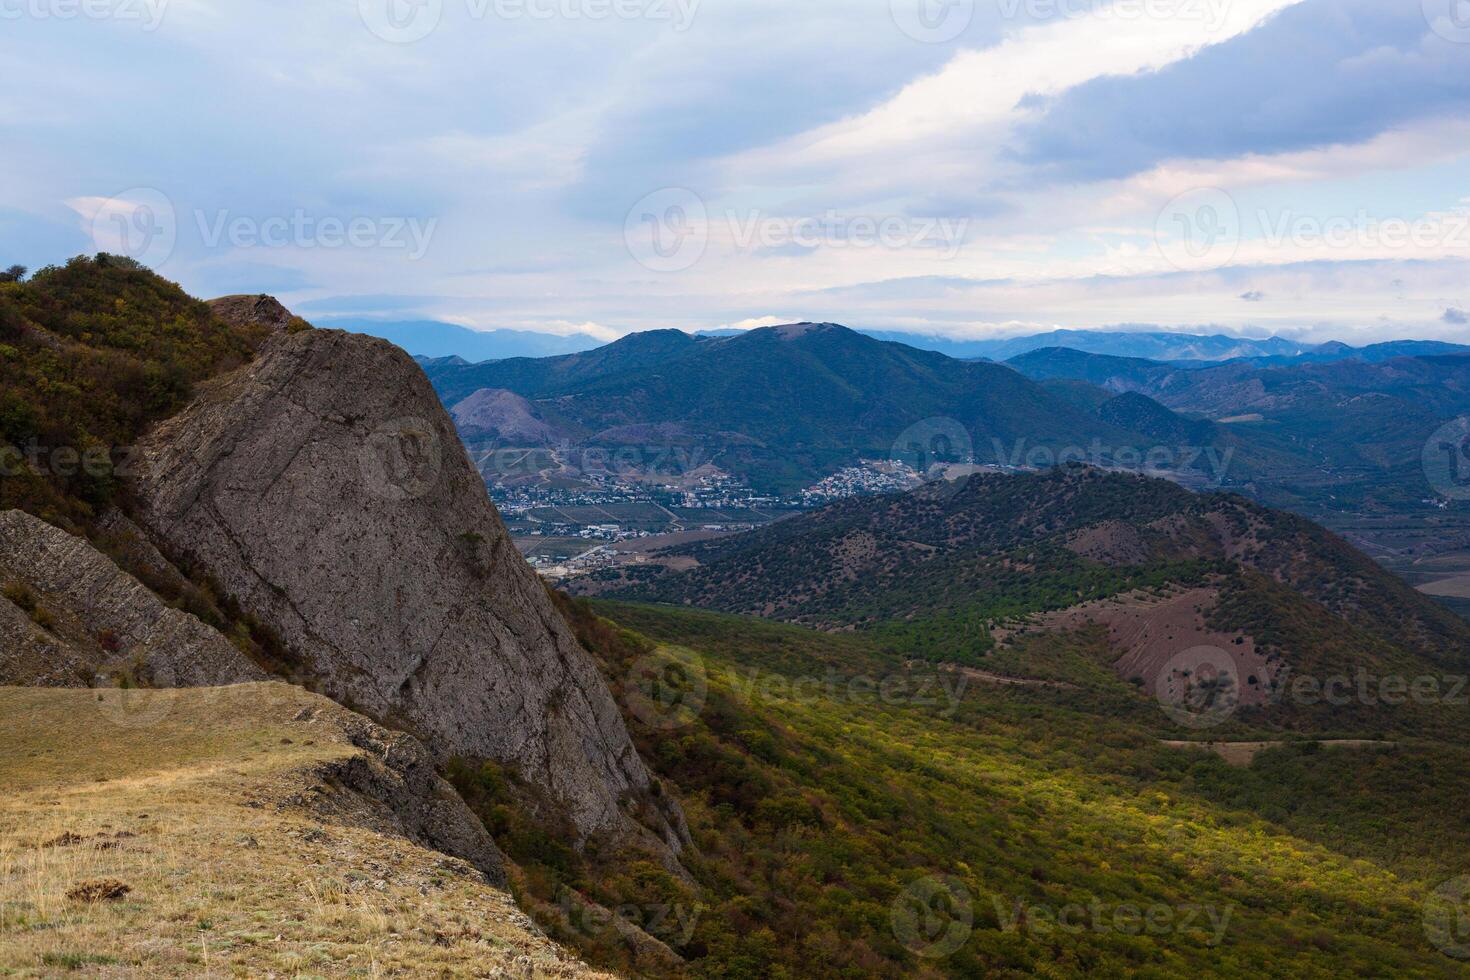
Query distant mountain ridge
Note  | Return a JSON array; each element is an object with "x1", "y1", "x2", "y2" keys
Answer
[
  {"x1": 598, "y1": 466, "x2": 1470, "y2": 721},
  {"x1": 356, "y1": 319, "x2": 1470, "y2": 369},
  {"x1": 418, "y1": 322, "x2": 1187, "y2": 492},
  {"x1": 1008, "y1": 345, "x2": 1470, "y2": 513},
  {"x1": 334, "y1": 319, "x2": 604, "y2": 361}
]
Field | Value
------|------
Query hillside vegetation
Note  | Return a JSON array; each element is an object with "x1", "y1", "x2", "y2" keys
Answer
[
  {"x1": 0, "y1": 256, "x2": 291, "y2": 529},
  {"x1": 481, "y1": 598, "x2": 1470, "y2": 978},
  {"x1": 602, "y1": 468, "x2": 1470, "y2": 672}
]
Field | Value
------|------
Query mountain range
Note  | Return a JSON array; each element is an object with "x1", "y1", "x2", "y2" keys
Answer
[
  {"x1": 8, "y1": 261, "x2": 1470, "y2": 976},
  {"x1": 420, "y1": 322, "x2": 1166, "y2": 492},
  {"x1": 1008, "y1": 346, "x2": 1470, "y2": 513},
  {"x1": 359, "y1": 317, "x2": 1470, "y2": 365},
  {"x1": 409, "y1": 321, "x2": 1470, "y2": 524}
]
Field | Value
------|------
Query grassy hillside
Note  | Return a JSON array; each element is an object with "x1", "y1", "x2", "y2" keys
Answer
[
  {"x1": 0, "y1": 256, "x2": 282, "y2": 530},
  {"x1": 0, "y1": 684, "x2": 608, "y2": 978}
]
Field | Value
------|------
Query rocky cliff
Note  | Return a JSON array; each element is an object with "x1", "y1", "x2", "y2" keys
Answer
[
  {"x1": 0, "y1": 509, "x2": 266, "y2": 689},
  {"x1": 128, "y1": 327, "x2": 687, "y2": 855}
]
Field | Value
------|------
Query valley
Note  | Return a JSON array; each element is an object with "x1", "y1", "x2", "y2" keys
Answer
[
  {"x1": 13, "y1": 5, "x2": 1470, "y2": 977},
  {"x1": 4, "y1": 262, "x2": 1470, "y2": 977}
]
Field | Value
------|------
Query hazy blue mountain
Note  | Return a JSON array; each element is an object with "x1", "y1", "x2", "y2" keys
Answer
[
  {"x1": 328, "y1": 319, "x2": 604, "y2": 361},
  {"x1": 888, "y1": 329, "x2": 1316, "y2": 362}
]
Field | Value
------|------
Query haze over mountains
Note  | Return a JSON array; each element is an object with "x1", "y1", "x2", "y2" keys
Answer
[{"x1": 353, "y1": 318, "x2": 1470, "y2": 367}]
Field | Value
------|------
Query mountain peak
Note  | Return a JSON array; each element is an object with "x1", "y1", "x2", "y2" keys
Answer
[{"x1": 765, "y1": 321, "x2": 850, "y2": 341}]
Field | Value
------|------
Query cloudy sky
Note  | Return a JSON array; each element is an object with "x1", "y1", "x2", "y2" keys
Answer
[{"x1": 5, "y1": 0, "x2": 1470, "y2": 344}]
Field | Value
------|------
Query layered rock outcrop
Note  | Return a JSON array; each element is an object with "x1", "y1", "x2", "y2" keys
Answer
[
  {"x1": 207, "y1": 294, "x2": 298, "y2": 334},
  {"x1": 0, "y1": 509, "x2": 266, "y2": 688},
  {"x1": 129, "y1": 328, "x2": 686, "y2": 854}
]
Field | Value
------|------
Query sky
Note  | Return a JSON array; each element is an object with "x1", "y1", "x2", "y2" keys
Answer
[{"x1": 4, "y1": 0, "x2": 1470, "y2": 345}]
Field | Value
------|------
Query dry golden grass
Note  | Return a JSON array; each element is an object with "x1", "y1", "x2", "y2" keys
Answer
[{"x1": 0, "y1": 685, "x2": 616, "y2": 978}]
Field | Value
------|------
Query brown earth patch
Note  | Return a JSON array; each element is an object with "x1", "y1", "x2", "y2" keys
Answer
[
  {"x1": 1003, "y1": 587, "x2": 1279, "y2": 708},
  {"x1": 1064, "y1": 521, "x2": 1150, "y2": 565},
  {"x1": 1160, "y1": 739, "x2": 1396, "y2": 767}
]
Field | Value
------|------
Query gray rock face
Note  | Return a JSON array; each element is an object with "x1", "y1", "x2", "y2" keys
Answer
[
  {"x1": 0, "y1": 509, "x2": 267, "y2": 688},
  {"x1": 129, "y1": 328, "x2": 685, "y2": 854},
  {"x1": 285, "y1": 694, "x2": 508, "y2": 886}
]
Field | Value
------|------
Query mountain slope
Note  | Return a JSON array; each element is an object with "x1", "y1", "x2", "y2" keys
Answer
[
  {"x1": 602, "y1": 468, "x2": 1470, "y2": 725},
  {"x1": 0, "y1": 255, "x2": 276, "y2": 529},
  {"x1": 423, "y1": 323, "x2": 1154, "y2": 491},
  {"x1": 562, "y1": 599, "x2": 1470, "y2": 977}
]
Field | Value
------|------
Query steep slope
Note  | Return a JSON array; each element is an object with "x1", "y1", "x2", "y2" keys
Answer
[
  {"x1": 128, "y1": 327, "x2": 687, "y2": 855},
  {"x1": 449, "y1": 387, "x2": 569, "y2": 444},
  {"x1": 0, "y1": 508, "x2": 266, "y2": 689},
  {"x1": 0, "y1": 684, "x2": 615, "y2": 977}
]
